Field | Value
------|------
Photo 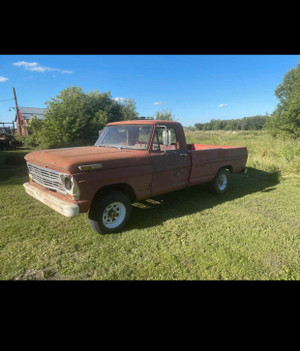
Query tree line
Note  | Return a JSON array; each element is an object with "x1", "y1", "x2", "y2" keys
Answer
[
  {"x1": 193, "y1": 61, "x2": 300, "y2": 137},
  {"x1": 194, "y1": 115, "x2": 267, "y2": 131}
]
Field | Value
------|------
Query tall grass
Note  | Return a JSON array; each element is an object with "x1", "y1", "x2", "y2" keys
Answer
[{"x1": 184, "y1": 130, "x2": 300, "y2": 180}]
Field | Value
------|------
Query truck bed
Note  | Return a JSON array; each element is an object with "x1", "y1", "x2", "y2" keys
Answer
[
  {"x1": 187, "y1": 143, "x2": 248, "y2": 186},
  {"x1": 187, "y1": 143, "x2": 243, "y2": 150}
]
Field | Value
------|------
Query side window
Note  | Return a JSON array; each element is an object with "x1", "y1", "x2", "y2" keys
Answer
[
  {"x1": 151, "y1": 126, "x2": 179, "y2": 151},
  {"x1": 168, "y1": 128, "x2": 178, "y2": 146},
  {"x1": 151, "y1": 130, "x2": 161, "y2": 151}
]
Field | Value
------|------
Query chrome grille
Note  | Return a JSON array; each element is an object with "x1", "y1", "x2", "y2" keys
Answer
[{"x1": 27, "y1": 163, "x2": 66, "y2": 194}]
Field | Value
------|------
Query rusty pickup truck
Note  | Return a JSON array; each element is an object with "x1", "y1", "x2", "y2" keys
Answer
[{"x1": 24, "y1": 120, "x2": 248, "y2": 234}]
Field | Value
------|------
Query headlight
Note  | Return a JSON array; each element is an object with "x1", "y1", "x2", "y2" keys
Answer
[
  {"x1": 60, "y1": 174, "x2": 79, "y2": 200},
  {"x1": 64, "y1": 176, "x2": 72, "y2": 190},
  {"x1": 60, "y1": 174, "x2": 72, "y2": 190}
]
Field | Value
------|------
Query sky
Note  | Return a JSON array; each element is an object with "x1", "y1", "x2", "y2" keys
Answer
[{"x1": 1, "y1": 54, "x2": 300, "y2": 127}]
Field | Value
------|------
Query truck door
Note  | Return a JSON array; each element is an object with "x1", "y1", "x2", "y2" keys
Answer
[{"x1": 150, "y1": 124, "x2": 190, "y2": 196}]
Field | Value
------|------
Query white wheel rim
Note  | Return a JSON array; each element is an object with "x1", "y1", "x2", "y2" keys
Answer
[
  {"x1": 218, "y1": 174, "x2": 227, "y2": 191},
  {"x1": 102, "y1": 202, "x2": 126, "y2": 229}
]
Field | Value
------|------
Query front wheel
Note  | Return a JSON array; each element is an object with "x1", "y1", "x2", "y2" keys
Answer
[
  {"x1": 210, "y1": 168, "x2": 230, "y2": 194},
  {"x1": 88, "y1": 191, "x2": 132, "y2": 234}
]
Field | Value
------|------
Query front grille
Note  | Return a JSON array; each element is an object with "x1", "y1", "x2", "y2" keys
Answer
[{"x1": 27, "y1": 163, "x2": 66, "y2": 194}]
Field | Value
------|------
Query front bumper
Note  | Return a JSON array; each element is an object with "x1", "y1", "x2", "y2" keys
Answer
[{"x1": 23, "y1": 182, "x2": 79, "y2": 218}]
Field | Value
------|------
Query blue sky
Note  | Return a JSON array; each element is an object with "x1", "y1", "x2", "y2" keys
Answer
[{"x1": 1, "y1": 54, "x2": 300, "y2": 126}]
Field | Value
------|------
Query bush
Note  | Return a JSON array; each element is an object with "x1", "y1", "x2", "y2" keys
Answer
[
  {"x1": 13, "y1": 135, "x2": 26, "y2": 147},
  {"x1": 26, "y1": 86, "x2": 139, "y2": 148}
]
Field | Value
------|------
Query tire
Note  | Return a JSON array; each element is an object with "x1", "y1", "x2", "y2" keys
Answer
[
  {"x1": 88, "y1": 190, "x2": 132, "y2": 234},
  {"x1": 210, "y1": 168, "x2": 230, "y2": 194}
]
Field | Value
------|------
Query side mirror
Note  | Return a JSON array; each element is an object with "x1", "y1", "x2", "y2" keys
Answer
[
  {"x1": 162, "y1": 129, "x2": 172, "y2": 153},
  {"x1": 162, "y1": 130, "x2": 172, "y2": 146},
  {"x1": 168, "y1": 130, "x2": 172, "y2": 145},
  {"x1": 162, "y1": 130, "x2": 168, "y2": 146}
]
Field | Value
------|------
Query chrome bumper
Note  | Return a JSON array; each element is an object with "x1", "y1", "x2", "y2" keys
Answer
[{"x1": 23, "y1": 182, "x2": 79, "y2": 218}]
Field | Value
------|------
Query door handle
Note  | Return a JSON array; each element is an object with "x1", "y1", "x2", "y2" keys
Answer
[{"x1": 180, "y1": 153, "x2": 188, "y2": 156}]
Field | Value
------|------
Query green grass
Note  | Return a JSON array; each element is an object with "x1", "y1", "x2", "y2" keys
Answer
[{"x1": 1, "y1": 133, "x2": 300, "y2": 280}]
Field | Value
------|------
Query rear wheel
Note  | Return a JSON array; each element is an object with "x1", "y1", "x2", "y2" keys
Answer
[
  {"x1": 88, "y1": 191, "x2": 132, "y2": 234},
  {"x1": 210, "y1": 168, "x2": 230, "y2": 194}
]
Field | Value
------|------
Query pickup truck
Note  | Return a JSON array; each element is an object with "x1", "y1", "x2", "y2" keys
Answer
[{"x1": 23, "y1": 120, "x2": 248, "y2": 234}]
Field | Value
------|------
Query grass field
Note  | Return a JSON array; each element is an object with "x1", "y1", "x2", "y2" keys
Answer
[{"x1": 1, "y1": 131, "x2": 300, "y2": 280}]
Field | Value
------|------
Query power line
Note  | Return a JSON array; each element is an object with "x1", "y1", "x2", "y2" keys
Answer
[{"x1": 0, "y1": 98, "x2": 14, "y2": 102}]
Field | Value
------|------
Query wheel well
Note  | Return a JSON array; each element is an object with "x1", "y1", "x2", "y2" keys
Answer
[
  {"x1": 222, "y1": 165, "x2": 233, "y2": 173},
  {"x1": 92, "y1": 183, "x2": 137, "y2": 204}
]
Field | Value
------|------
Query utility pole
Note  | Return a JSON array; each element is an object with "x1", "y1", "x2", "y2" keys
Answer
[{"x1": 12, "y1": 87, "x2": 22, "y2": 136}]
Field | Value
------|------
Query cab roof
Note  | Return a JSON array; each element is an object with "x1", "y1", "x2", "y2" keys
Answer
[{"x1": 107, "y1": 120, "x2": 180, "y2": 126}]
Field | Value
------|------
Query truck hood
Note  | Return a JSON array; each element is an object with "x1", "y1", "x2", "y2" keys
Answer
[{"x1": 24, "y1": 146, "x2": 138, "y2": 174}]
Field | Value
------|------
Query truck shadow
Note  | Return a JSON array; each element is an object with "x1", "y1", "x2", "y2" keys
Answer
[
  {"x1": 0, "y1": 149, "x2": 29, "y2": 186},
  {"x1": 127, "y1": 168, "x2": 281, "y2": 231},
  {"x1": 0, "y1": 164, "x2": 28, "y2": 186}
]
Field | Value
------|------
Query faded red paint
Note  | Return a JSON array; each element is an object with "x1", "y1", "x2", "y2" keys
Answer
[
  {"x1": 24, "y1": 120, "x2": 248, "y2": 214},
  {"x1": 15, "y1": 111, "x2": 28, "y2": 136}
]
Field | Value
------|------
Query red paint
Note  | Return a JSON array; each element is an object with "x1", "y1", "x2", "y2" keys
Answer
[
  {"x1": 15, "y1": 111, "x2": 28, "y2": 136},
  {"x1": 24, "y1": 120, "x2": 248, "y2": 213}
]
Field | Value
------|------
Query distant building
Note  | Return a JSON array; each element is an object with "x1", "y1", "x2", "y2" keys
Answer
[{"x1": 15, "y1": 107, "x2": 46, "y2": 136}]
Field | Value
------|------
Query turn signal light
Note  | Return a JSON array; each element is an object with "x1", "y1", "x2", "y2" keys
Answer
[
  {"x1": 78, "y1": 163, "x2": 102, "y2": 171},
  {"x1": 79, "y1": 165, "x2": 92, "y2": 171}
]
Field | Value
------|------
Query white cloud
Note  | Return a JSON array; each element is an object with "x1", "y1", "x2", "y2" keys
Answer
[
  {"x1": 113, "y1": 97, "x2": 126, "y2": 103},
  {"x1": 13, "y1": 61, "x2": 38, "y2": 68},
  {"x1": 0, "y1": 76, "x2": 8, "y2": 82},
  {"x1": 13, "y1": 61, "x2": 73, "y2": 74},
  {"x1": 59, "y1": 69, "x2": 73, "y2": 74},
  {"x1": 153, "y1": 101, "x2": 163, "y2": 105},
  {"x1": 218, "y1": 103, "x2": 227, "y2": 108}
]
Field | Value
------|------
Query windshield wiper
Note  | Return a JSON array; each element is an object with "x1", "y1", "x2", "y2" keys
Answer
[{"x1": 98, "y1": 144, "x2": 124, "y2": 150}]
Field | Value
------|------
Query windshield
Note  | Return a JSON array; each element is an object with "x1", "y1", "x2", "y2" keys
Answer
[{"x1": 95, "y1": 125, "x2": 154, "y2": 150}]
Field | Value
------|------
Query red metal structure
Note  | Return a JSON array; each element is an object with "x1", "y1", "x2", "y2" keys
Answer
[{"x1": 14, "y1": 107, "x2": 45, "y2": 136}]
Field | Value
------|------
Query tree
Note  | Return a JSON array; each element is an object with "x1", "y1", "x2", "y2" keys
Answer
[
  {"x1": 195, "y1": 123, "x2": 204, "y2": 130},
  {"x1": 155, "y1": 109, "x2": 175, "y2": 120},
  {"x1": 265, "y1": 63, "x2": 300, "y2": 138},
  {"x1": 25, "y1": 115, "x2": 45, "y2": 147},
  {"x1": 34, "y1": 86, "x2": 139, "y2": 147},
  {"x1": 117, "y1": 97, "x2": 139, "y2": 121}
]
